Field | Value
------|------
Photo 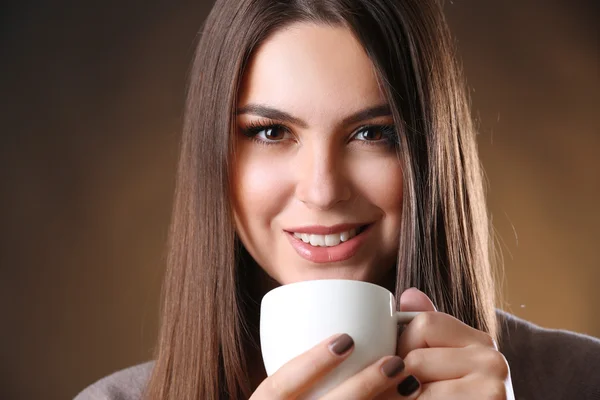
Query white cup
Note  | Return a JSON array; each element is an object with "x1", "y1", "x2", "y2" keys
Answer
[{"x1": 260, "y1": 279, "x2": 418, "y2": 399}]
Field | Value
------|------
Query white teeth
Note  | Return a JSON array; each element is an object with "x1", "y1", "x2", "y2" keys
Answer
[
  {"x1": 293, "y1": 232, "x2": 311, "y2": 243},
  {"x1": 309, "y1": 235, "x2": 325, "y2": 246},
  {"x1": 292, "y1": 228, "x2": 361, "y2": 247},
  {"x1": 325, "y1": 234, "x2": 341, "y2": 246}
]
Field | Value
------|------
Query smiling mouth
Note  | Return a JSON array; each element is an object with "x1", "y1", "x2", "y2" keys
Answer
[
  {"x1": 284, "y1": 223, "x2": 373, "y2": 264},
  {"x1": 290, "y1": 225, "x2": 369, "y2": 247}
]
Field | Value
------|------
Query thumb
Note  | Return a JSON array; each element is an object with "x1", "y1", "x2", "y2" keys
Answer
[{"x1": 399, "y1": 287, "x2": 437, "y2": 312}]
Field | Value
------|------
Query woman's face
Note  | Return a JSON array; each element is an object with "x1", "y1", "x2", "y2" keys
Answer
[{"x1": 233, "y1": 23, "x2": 403, "y2": 285}]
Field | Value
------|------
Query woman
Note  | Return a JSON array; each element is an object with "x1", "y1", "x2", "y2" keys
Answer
[{"x1": 76, "y1": 0, "x2": 600, "y2": 399}]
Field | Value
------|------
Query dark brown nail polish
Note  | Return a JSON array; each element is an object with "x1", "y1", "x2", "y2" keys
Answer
[
  {"x1": 329, "y1": 334, "x2": 354, "y2": 355},
  {"x1": 381, "y1": 356, "x2": 405, "y2": 377},
  {"x1": 397, "y1": 375, "x2": 420, "y2": 396}
]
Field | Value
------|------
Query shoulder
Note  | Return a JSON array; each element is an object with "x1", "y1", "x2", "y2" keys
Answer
[
  {"x1": 73, "y1": 361, "x2": 154, "y2": 400},
  {"x1": 496, "y1": 309, "x2": 600, "y2": 399},
  {"x1": 496, "y1": 309, "x2": 600, "y2": 360}
]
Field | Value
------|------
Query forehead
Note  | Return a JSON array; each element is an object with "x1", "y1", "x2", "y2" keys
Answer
[{"x1": 237, "y1": 23, "x2": 387, "y2": 125}]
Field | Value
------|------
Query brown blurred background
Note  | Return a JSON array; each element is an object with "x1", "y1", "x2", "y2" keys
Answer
[{"x1": 1, "y1": 1, "x2": 598, "y2": 399}]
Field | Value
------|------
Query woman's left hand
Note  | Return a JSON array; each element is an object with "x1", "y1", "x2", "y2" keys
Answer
[{"x1": 377, "y1": 288, "x2": 515, "y2": 399}]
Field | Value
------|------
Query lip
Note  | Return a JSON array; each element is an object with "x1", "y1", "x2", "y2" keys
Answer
[
  {"x1": 284, "y1": 223, "x2": 368, "y2": 235},
  {"x1": 285, "y1": 223, "x2": 373, "y2": 263}
]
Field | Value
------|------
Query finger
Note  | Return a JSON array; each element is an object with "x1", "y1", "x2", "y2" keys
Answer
[
  {"x1": 416, "y1": 375, "x2": 509, "y2": 400},
  {"x1": 397, "y1": 312, "x2": 496, "y2": 358},
  {"x1": 396, "y1": 289, "x2": 436, "y2": 341},
  {"x1": 250, "y1": 333, "x2": 354, "y2": 399},
  {"x1": 399, "y1": 288, "x2": 437, "y2": 312},
  {"x1": 402, "y1": 346, "x2": 509, "y2": 383},
  {"x1": 322, "y1": 356, "x2": 410, "y2": 399},
  {"x1": 373, "y1": 374, "x2": 422, "y2": 399}
]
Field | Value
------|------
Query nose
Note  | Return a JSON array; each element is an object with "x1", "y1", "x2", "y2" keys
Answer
[{"x1": 294, "y1": 142, "x2": 351, "y2": 210}]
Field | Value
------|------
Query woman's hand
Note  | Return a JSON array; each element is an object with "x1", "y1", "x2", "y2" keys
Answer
[
  {"x1": 250, "y1": 332, "x2": 421, "y2": 399},
  {"x1": 375, "y1": 288, "x2": 515, "y2": 399}
]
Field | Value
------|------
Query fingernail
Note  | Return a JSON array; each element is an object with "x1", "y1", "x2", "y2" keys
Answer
[
  {"x1": 397, "y1": 375, "x2": 420, "y2": 396},
  {"x1": 329, "y1": 334, "x2": 354, "y2": 355},
  {"x1": 381, "y1": 356, "x2": 405, "y2": 377}
]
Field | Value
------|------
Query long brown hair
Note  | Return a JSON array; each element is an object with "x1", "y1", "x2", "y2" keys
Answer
[{"x1": 145, "y1": 0, "x2": 498, "y2": 398}]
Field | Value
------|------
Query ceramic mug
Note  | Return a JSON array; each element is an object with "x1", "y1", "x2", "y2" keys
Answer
[{"x1": 260, "y1": 279, "x2": 419, "y2": 399}]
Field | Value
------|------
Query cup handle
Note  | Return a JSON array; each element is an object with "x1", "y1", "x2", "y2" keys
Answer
[{"x1": 395, "y1": 311, "x2": 420, "y2": 325}]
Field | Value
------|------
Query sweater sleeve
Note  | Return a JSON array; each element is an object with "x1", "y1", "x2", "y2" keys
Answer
[
  {"x1": 497, "y1": 310, "x2": 600, "y2": 400},
  {"x1": 73, "y1": 362, "x2": 153, "y2": 400}
]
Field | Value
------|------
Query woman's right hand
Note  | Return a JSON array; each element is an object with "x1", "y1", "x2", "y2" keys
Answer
[{"x1": 249, "y1": 333, "x2": 421, "y2": 399}]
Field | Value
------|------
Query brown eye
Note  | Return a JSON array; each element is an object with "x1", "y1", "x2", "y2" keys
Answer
[
  {"x1": 350, "y1": 125, "x2": 398, "y2": 148},
  {"x1": 354, "y1": 126, "x2": 384, "y2": 141},
  {"x1": 242, "y1": 123, "x2": 291, "y2": 142},
  {"x1": 261, "y1": 126, "x2": 286, "y2": 140}
]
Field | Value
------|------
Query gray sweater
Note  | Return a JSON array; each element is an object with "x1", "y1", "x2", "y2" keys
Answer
[{"x1": 74, "y1": 310, "x2": 600, "y2": 399}]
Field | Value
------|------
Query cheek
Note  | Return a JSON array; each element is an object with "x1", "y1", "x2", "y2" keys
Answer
[
  {"x1": 351, "y1": 156, "x2": 403, "y2": 215},
  {"x1": 357, "y1": 157, "x2": 403, "y2": 276},
  {"x1": 233, "y1": 150, "x2": 292, "y2": 231}
]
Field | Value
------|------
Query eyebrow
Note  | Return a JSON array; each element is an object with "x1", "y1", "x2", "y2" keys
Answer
[{"x1": 235, "y1": 104, "x2": 392, "y2": 129}]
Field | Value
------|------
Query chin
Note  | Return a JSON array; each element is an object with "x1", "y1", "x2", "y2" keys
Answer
[{"x1": 276, "y1": 264, "x2": 377, "y2": 285}]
